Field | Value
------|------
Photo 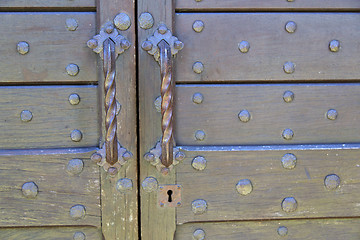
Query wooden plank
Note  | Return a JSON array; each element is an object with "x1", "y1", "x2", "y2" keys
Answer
[
  {"x1": 0, "y1": 148, "x2": 100, "y2": 226},
  {"x1": 0, "y1": 86, "x2": 99, "y2": 149},
  {"x1": 0, "y1": 13, "x2": 96, "y2": 84},
  {"x1": 175, "y1": 218, "x2": 360, "y2": 240},
  {"x1": 175, "y1": 84, "x2": 360, "y2": 145},
  {"x1": 176, "y1": 146, "x2": 360, "y2": 224},
  {"x1": 0, "y1": 1, "x2": 95, "y2": 9},
  {"x1": 0, "y1": 227, "x2": 101, "y2": 240},
  {"x1": 176, "y1": 0, "x2": 360, "y2": 11},
  {"x1": 174, "y1": 13, "x2": 360, "y2": 83}
]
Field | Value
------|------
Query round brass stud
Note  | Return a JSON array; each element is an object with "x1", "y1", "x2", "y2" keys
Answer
[
  {"x1": 329, "y1": 40, "x2": 340, "y2": 52},
  {"x1": 175, "y1": 151, "x2": 186, "y2": 161},
  {"x1": 324, "y1": 174, "x2": 340, "y2": 190},
  {"x1": 238, "y1": 41, "x2": 250, "y2": 53},
  {"x1": 281, "y1": 197, "x2": 298, "y2": 212},
  {"x1": 144, "y1": 152, "x2": 155, "y2": 163},
  {"x1": 281, "y1": 153, "x2": 297, "y2": 169},
  {"x1": 66, "y1": 63, "x2": 80, "y2": 76},
  {"x1": 87, "y1": 39, "x2": 98, "y2": 49},
  {"x1": 139, "y1": 12, "x2": 154, "y2": 30},
  {"x1": 141, "y1": 40, "x2": 153, "y2": 51},
  {"x1": 192, "y1": 156, "x2": 207, "y2": 171},
  {"x1": 17, "y1": 41, "x2": 29, "y2": 55},
  {"x1": 195, "y1": 130, "x2": 206, "y2": 141},
  {"x1": 120, "y1": 39, "x2": 131, "y2": 50},
  {"x1": 236, "y1": 179, "x2": 253, "y2": 195},
  {"x1": 193, "y1": 229, "x2": 206, "y2": 240},
  {"x1": 142, "y1": 177, "x2": 158, "y2": 193},
  {"x1": 174, "y1": 40, "x2": 184, "y2": 50},
  {"x1": 193, "y1": 62, "x2": 204, "y2": 74},
  {"x1": 108, "y1": 167, "x2": 118, "y2": 176},
  {"x1": 114, "y1": 13, "x2": 131, "y2": 31},
  {"x1": 192, "y1": 93, "x2": 204, "y2": 104},
  {"x1": 91, "y1": 153, "x2": 102, "y2": 163},
  {"x1": 238, "y1": 110, "x2": 251, "y2": 123},
  {"x1": 282, "y1": 128, "x2": 294, "y2": 140},
  {"x1": 70, "y1": 205, "x2": 86, "y2": 219},
  {"x1": 20, "y1": 110, "x2": 33, "y2": 122},
  {"x1": 158, "y1": 24, "x2": 168, "y2": 34},
  {"x1": 283, "y1": 90, "x2": 294, "y2": 103},
  {"x1": 22, "y1": 181, "x2": 38, "y2": 199},
  {"x1": 66, "y1": 159, "x2": 84, "y2": 175},
  {"x1": 73, "y1": 232, "x2": 86, "y2": 240},
  {"x1": 192, "y1": 20, "x2": 204, "y2": 33},
  {"x1": 116, "y1": 178, "x2": 133, "y2": 193},
  {"x1": 66, "y1": 18, "x2": 78, "y2": 31},
  {"x1": 277, "y1": 226, "x2": 288, "y2": 236},
  {"x1": 70, "y1": 129, "x2": 83, "y2": 142},
  {"x1": 326, "y1": 109, "x2": 338, "y2": 120},
  {"x1": 283, "y1": 61, "x2": 295, "y2": 74},
  {"x1": 105, "y1": 24, "x2": 114, "y2": 34},
  {"x1": 192, "y1": 199, "x2": 207, "y2": 215},
  {"x1": 122, "y1": 151, "x2": 133, "y2": 161},
  {"x1": 69, "y1": 93, "x2": 80, "y2": 105},
  {"x1": 285, "y1": 21, "x2": 297, "y2": 33}
]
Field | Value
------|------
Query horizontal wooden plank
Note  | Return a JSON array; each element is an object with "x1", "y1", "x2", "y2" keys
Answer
[
  {"x1": 176, "y1": 146, "x2": 360, "y2": 224},
  {"x1": 0, "y1": 1, "x2": 95, "y2": 9},
  {"x1": 175, "y1": 84, "x2": 360, "y2": 145},
  {"x1": 174, "y1": 13, "x2": 360, "y2": 82},
  {"x1": 175, "y1": 218, "x2": 360, "y2": 240},
  {"x1": 0, "y1": 226, "x2": 101, "y2": 240},
  {"x1": 0, "y1": 86, "x2": 99, "y2": 149},
  {"x1": 176, "y1": 0, "x2": 360, "y2": 11},
  {"x1": 0, "y1": 13, "x2": 96, "y2": 83},
  {"x1": 0, "y1": 148, "x2": 100, "y2": 226}
]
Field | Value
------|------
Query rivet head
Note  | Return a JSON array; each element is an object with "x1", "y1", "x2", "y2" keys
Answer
[
  {"x1": 281, "y1": 153, "x2": 297, "y2": 169},
  {"x1": 175, "y1": 151, "x2": 186, "y2": 161},
  {"x1": 161, "y1": 167, "x2": 170, "y2": 175},
  {"x1": 236, "y1": 179, "x2": 253, "y2": 195},
  {"x1": 238, "y1": 110, "x2": 251, "y2": 123},
  {"x1": 105, "y1": 24, "x2": 114, "y2": 34},
  {"x1": 142, "y1": 41, "x2": 153, "y2": 51},
  {"x1": 192, "y1": 199, "x2": 207, "y2": 215},
  {"x1": 193, "y1": 229, "x2": 206, "y2": 240},
  {"x1": 66, "y1": 63, "x2": 80, "y2": 76},
  {"x1": 283, "y1": 90, "x2": 295, "y2": 103},
  {"x1": 174, "y1": 40, "x2": 184, "y2": 50},
  {"x1": 326, "y1": 109, "x2": 338, "y2": 120},
  {"x1": 122, "y1": 151, "x2": 133, "y2": 161},
  {"x1": 285, "y1": 21, "x2": 297, "y2": 33},
  {"x1": 91, "y1": 153, "x2": 102, "y2": 163},
  {"x1": 195, "y1": 130, "x2": 206, "y2": 141},
  {"x1": 108, "y1": 167, "x2": 118, "y2": 176},
  {"x1": 193, "y1": 20, "x2": 204, "y2": 33},
  {"x1": 238, "y1": 41, "x2": 250, "y2": 53},
  {"x1": 158, "y1": 24, "x2": 168, "y2": 34},
  {"x1": 193, "y1": 62, "x2": 204, "y2": 74},
  {"x1": 70, "y1": 205, "x2": 86, "y2": 219},
  {"x1": 324, "y1": 174, "x2": 340, "y2": 190},
  {"x1": 116, "y1": 178, "x2": 133, "y2": 193},
  {"x1": 114, "y1": 13, "x2": 131, "y2": 31},
  {"x1": 192, "y1": 156, "x2": 207, "y2": 171},
  {"x1": 142, "y1": 177, "x2": 158, "y2": 193},
  {"x1": 73, "y1": 232, "x2": 86, "y2": 240},
  {"x1": 20, "y1": 110, "x2": 33, "y2": 122},
  {"x1": 144, "y1": 152, "x2": 155, "y2": 163},
  {"x1": 66, "y1": 159, "x2": 84, "y2": 175},
  {"x1": 192, "y1": 92, "x2": 204, "y2": 104},
  {"x1": 17, "y1": 41, "x2": 29, "y2": 55},
  {"x1": 87, "y1": 39, "x2": 98, "y2": 49},
  {"x1": 22, "y1": 181, "x2": 38, "y2": 199},
  {"x1": 139, "y1": 12, "x2": 154, "y2": 30},
  {"x1": 329, "y1": 40, "x2": 340, "y2": 52},
  {"x1": 277, "y1": 226, "x2": 288, "y2": 236},
  {"x1": 120, "y1": 39, "x2": 131, "y2": 50},
  {"x1": 282, "y1": 128, "x2": 294, "y2": 140},
  {"x1": 69, "y1": 93, "x2": 80, "y2": 105},
  {"x1": 66, "y1": 18, "x2": 78, "y2": 31},
  {"x1": 70, "y1": 129, "x2": 83, "y2": 142},
  {"x1": 283, "y1": 61, "x2": 295, "y2": 74},
  {"x1": 281, "y1": 197, "x2": 298, "y2": 212}
]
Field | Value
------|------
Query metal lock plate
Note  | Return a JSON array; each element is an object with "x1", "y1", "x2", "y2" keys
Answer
[{"x1": 158, "y1": 185, "x2": 182, "y2": 208}]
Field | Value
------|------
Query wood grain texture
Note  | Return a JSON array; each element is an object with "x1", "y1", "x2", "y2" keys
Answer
[
  {"x1": 175, "y1": 84, "x2": 360, "y2": 145},
  {"x1": 0, "y1": 148, "x2": 100, "y2": 227},
  {"x1": 175, "y1": 218, "x2": 360, "y2": 240},
  {"x1": 174, "y1": 13, "x2": 360, "y2": 83},
  {"x1": 176, "y1": 146, "x2": 360, "y2": 224},
  {"x1": 0, "y1": 86, "x2": 99, "y2": 149},
  {"x1": 0, "y1": 13, "x2": 96, "y2": 83},
  {"x1": 0, "y1": 0, "x2": 95, "y2": 9}
]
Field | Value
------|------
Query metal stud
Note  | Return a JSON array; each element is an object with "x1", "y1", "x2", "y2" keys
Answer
[
  {"x1": 142, "y1": 177, "x2": 158, "y2": 193},
  {"x1": 70, "y1": 129, "x2": 83, "y2": 142},
  {"x1": 238, "y1": 110, "x2": 251, "y2": 123},
  {"x1": 139, "y1": 12, "x2": 154, "y2": 30},
  {"x1": 175, "y1": 151, "x2": 186, "y2": 161},
  {"x1": 326, "y1": 109, "x2": 338, "y2": 120},
  {"x1": 20, "y1": 110, "x2": 33, "y2": 122},
  {"x1": 277, "y1": 226, "x2": 288, "y2": 236},
  {"x1": 91, "y1": 153, "x2": 102, "y2": 163},
  {"x1": 66, "y1": 63, "x2": 79, "y2": 76},
  {"x1": 192, "y1": 93, "x2": 204, "y2": 104},
  {"x1": 238, "y1": 41, "x2": 250, "y2": 53},
  {"x1": 22, "y1": 181, "x2": 38, "y2": 198},
  {"x1": 283, "y1": 61, "x2": 295, "y2": 74},
  {"x1": 174, "y1": 40, "x2": 184, "y2": 50},
  {"x1": 87, "y1": 39, "x2": 98, "y2": 49},
  {"x1": 105, "y1": 24, "x2": 114, "y2": 34},
  {"x1": 17, "y1": 41, "x2": 29, "y2": 55},
  {"x1": 281, "y1": 153, "x2": 297, "y2": 169},
  {"x1": 195, "y1": 130, "x2": 206, "y2": 141},
  {"x1": 116, "y1": 178, "x2": 133, "y2": 193},
  {"x1": 66, "y1": 18, "x2": 78, "y2": 31},
  {"x1": 122, "y1": 151, "x2": 133, "y2": 161},
  {"x1": 281, "y1": 197, "x2": 298, "y2": 212},
  {"x1": 193, "y1": 62, "x2": 204, "y2": 74},
  {"x1": 193, "y1": 229, "x2": 206, "y2": 240},
  {"x1": 108, "y1": 167, "x2": 118, "y2": 176},
  {"x1": 142, "y1": 41, "x2": 153, "y2": 51},
  {"x1": 324, "y1": 174, "x2": 340, "y2": 190},
  {"x1": 158, "y1": 24, "x2": 168, "y2": 34},
  {"x1": 73, "y1": 232, "x2": 86, "y2": 240},
  {"x1": 120, "y1": 39, "x2": 131, "y2": 50},
  {"x1": 285, "y1": 21, "x2": 297, "y2": 33},
  {"x1": 236, "y1": 179, "x2": 253, "y2": 195},
  {"x1": 192, "y1": 156, "x2": 207, "y2": 171},
  {"x1": 66, "y1": 159, "x2": 84, "y2": 175},
  {"x1": 69, "y1": 93, "x2": 80, "y2": 105},
  {"x1": 282, "y1": 128, "x2": 294, "y2": 140},
  {"x1": 283, "y1": 90, "x2": 294, "y2": 103},
  {"x1": 192, "y1": 199, "x2": 207, "y2": 215},
  {"x1": 329, "y1": 40, "x2": 340, "y2": 52},
  {"x1": 114, "y1": 13, "x2": 131, "y2": 31},
  {"x1": 192, "y1": 20, "x2": 204, "y2": 33},
  {"x1": 69, "y1": 205, "x2": 86, "y2": 219}
]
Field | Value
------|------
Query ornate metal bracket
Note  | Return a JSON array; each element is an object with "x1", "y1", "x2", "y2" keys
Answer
[{"x1": 142, "y1": 24, "x2": 184, "y2": 173}]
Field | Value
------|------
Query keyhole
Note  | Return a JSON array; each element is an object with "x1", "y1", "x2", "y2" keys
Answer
[{"x1": 167, "y1": 190, "x2": 173, "y2": 202}]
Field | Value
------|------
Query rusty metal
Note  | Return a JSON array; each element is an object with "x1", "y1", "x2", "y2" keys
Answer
[{"x1": 158, "y1": 184, "x2": 182, "y2": 208}]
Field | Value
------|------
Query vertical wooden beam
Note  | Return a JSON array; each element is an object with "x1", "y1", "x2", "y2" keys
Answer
[
  {"x1": 96, "y1": 0, "x2": 138, "y2": 239},
  {"x1": 138, "y1": 1, "x2": 176, "y2": 239}
]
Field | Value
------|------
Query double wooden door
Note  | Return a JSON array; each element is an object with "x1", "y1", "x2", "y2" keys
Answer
[{"x1": 1, "y1": 0, "x2": 360, "y2": 239}]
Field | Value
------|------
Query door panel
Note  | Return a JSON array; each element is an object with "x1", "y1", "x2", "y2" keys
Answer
[{"x1": 0, "y1": 1, "x2": 95, "y2": 9}]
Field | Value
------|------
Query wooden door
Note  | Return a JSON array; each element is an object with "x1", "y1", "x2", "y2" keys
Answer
[
  {"x1": 138, "y1": 1, "x2": 360, "y2": 239},
  {"x1": 0, "y1": 1, "x2": 137, "y2": 239}
]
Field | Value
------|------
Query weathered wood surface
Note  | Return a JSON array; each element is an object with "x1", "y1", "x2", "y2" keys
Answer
[
  {"x1": 176, "y1": 0, "x2": 360, "y2": 11},
  {"x1": 176, "y1": 146, "x2": 360, "y2": 224},
  {"x1": 175, "y1": 218, "x2": 360, "y2": 240},
  {"x1": 0, "y1": 1, "x2": 95, "y2": 9},
  {"x1": 0, "y1": 86, "x2": 98, "y2": 149},
  {"x1": 0, "y1": 13, "x2": 96, "y2": 83},
  {"x1": 0, "y1": 148, "x2": 100, "y2": 226},
  {"x1": 0, "y1": 227, "x2": 101, "y2": 240},
  {"x1": 174, "y1": 13, "x2": 360, "y2": 82},
  {"x1": 175, "y1": 84, "x2": 360, "y2": 145}
]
